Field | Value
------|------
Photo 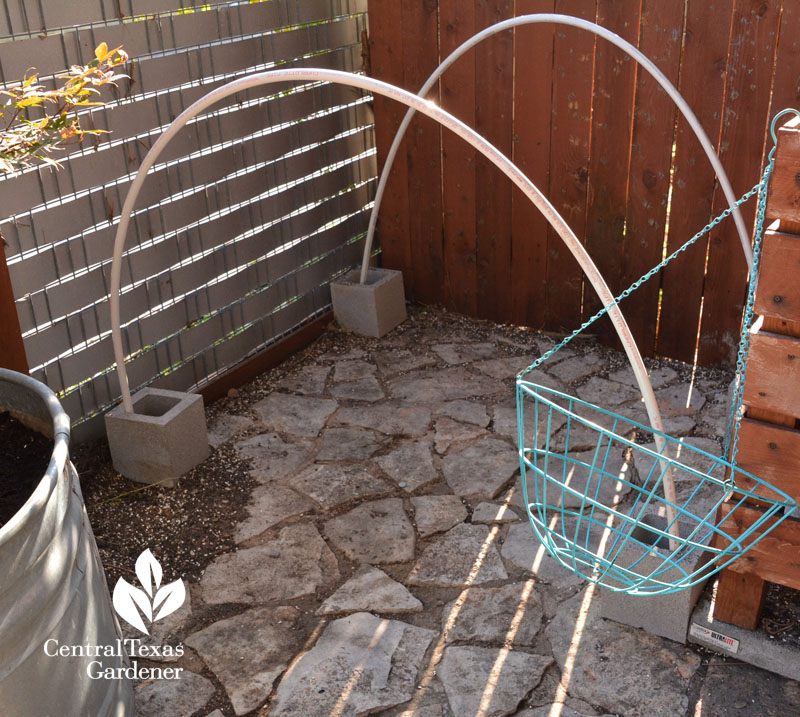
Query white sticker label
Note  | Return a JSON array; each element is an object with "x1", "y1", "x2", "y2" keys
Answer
[{"x1": 689, "y1": 623, "x2": 740, "y2": 654}]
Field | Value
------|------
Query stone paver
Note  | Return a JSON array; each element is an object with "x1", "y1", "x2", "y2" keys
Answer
[
  {"x1": 500, "y1": 523, "x2": 585, "y2": 590},
  {"x1": 618, "y1": 400, "x2": 698, "y2": 435},
  {"x1": 407, "y1": 524, "x2": 508, "y2": 587},
  {"x1": 632, "y1": 436, "x2": 725, "y2": 517},
  {"x1": 277, "y1": 365, "x2": 330, "y2": 395},
  {"x1": 546, "y1": 589, "x2": 701, "y2": 716},
  {"x1": 234, "y1": 484, "x2": 314, "y2": 543},
  {"x1": 324, "y1": 498, "x2": 416, "y2": 564},
  {"x1": 432, "y1": 342, "x2": 496, "y2": 364},
  {"x1": 208, "y1": 413, "x2": 256, "y2": 448},
  {"x1": 186, "y1": 606, "x2": 303, "y2": 715},
  {"x1": 472, "y1": 501, "x2": 520, "y2": 524},
  {"x1": 492, "y1": 403, "x2": 568, "y2": 445},
  {"x1": 316, "y1": 426, "x2": 384, "y2": 461},
  {"x1": 697, "y1": 386, "x2": 733, "y2": 440},
  {"x1": 253, "y1": 393, "x2": 337, "y2": 437},
  {"x1": 375, "y1": 349, "x2": 438, "y2": 376},
  {"x1": 330, "y1": 376, "x2": 385, "y2": 402},
  {"x1": 319, "y1": 347, "x2": 365, "y2": 361},
  {"x1": 575, "y1": 376, "x2": 641, "y2": 407},
  {"x1": 316, "y1": 565, "x2": 422, "y2": 616},
  {"x1": 122, "y1": 591, "x2": 192, "y2": 662},
  {"x1": 525, "y1": 448, "x2": 633, "y2": 510},
  {"x1": 439, "y1": 645, "x2": 552, "y2": 717},
  {"x1": 548, "y1": 352, "x2": 607, "y2": 383},
  {"x1": 336, "y1": 402, "x2": 431, "y2": 436},
  {"x1": 234, "y1": 432, "x2": 313, "y2": 483},
  {"x1": 292, "y1": 463, "x2": 392, "y2": 509},
  {"x1": 201, "y1": 523, "x2": 339, "y2": 604},
  {"x1": 443, "y1": 582, "x2": 543, "y2": 645},
  {"x1": 436, "y1": 399, "x2": 490, "y2": 426},
  {"x1": 526, "y1": 706, "x2": 607, "y2": 717},
  {"x1": 608, "y1": 364, "x2": 678, "y2": 390},
  {"x1": 434, "y1": 416, "x2": 490, "y2": 453},
  {"x1": 135, "y1": 671, "x2": 214, "y2": 717},
  {"x1": 534, "y1": 338, "x2": 576, "y2": 362},
  {"x1": 389, "y1": 367, "x2": 504, "y2": 403},
  {"x1": 473, "y1": 356, "x2": 537, "y2": 380},
  {"x1": 269, "y1": 613, "x2": 435, "y2": 716},
  {"x1": 653, "y1": 382, "x2": 706, "y2": 416},
  {"x1": 333, "y1": 359, "x2": 376, "y2": 382},
  {"x1": 442, "y1": 437, "x2": 519, "y2": 499},
  {"x1": 375, "y1": 441, "x2": 438, "y2": 492},
  {"x1": 411, "y1": 494, "x2": 467, "y2": 538}
]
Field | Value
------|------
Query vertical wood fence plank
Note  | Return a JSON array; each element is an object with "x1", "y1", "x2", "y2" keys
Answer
[
  {"x1": 367, "y1": 1, "x2": 412, "y2": 285},
  {"x1": 698, "y1": 0, "x2": 782, "y2": 365},
  {"x1": 511, "y1": 0, "x2": 556, "y2": 328},
  {"x1": 582, "y1": 0, "x2": 640, "y2": 346},
  {"x1": 401, "y1": 0, "x2": 444, "y2": 306},
  {"x1": 545, "y1": 0, "x2": 597, "y2": 331},
  {"x1": 440, "y1": 0, "x2": 478, "y2": 315},
  {"x1": 765, "y1": 2, "x2": 800, "y2": 132},
  {"x1": 620, "y1": 0, "x2": 684, "y2": 354},
  {"x1": 474, "y1": 0, "x2": 515, "y2": 321},
  {"x1": 657, "y1": 0, "x2": 733, "y2": 363}
]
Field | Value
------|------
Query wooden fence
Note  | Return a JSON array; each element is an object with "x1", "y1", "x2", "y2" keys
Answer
[
  {"x1": 367, "y1": 0, "x2": 800, "y2": 366},
  {"x1": 0, "y1": 0, "x2": 374, "y2": 440}
]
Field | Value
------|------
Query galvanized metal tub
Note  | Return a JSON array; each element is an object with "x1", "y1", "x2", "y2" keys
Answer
[{"x1": 0, "y1": 369, "x2": 133, "y2": 716}]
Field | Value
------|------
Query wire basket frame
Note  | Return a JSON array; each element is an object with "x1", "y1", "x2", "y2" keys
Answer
[{"x1": 516, "y1": 382, "x2": 797, "y2": 595}]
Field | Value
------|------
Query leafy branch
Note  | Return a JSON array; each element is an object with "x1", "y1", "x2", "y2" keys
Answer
[{"x1": 0, "y1": 42, "x2": 128, "y2": 173}]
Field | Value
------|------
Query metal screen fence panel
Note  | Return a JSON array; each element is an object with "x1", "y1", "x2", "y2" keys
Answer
[{"x1": 0, "y1": 0, "x2": 375, "y2": 440}]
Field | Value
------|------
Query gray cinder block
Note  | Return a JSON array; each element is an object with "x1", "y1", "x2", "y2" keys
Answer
[
  {"x1": 599, "y1": 515, "x2": 713, "y2": 644},
  {"x1": 105, "y1": 388, "x2": 209, "y2": 487},
  {"x1": 330, "y1": 267, "x2": 407, "y2": 338},
  {"x1": 688, "y1": 594, "x2": 800, "y2": 681}
]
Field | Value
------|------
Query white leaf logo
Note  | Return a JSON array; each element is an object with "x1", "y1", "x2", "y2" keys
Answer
[
  {"x1": 112, "y1": 549, "x2": 185, "y2": 635},
  {"x1": 153, "y1": 579, "x2": 186, "y2": 622},
  {"x1": 136, "y1": 548, "x2": 162, "y2": 596}
]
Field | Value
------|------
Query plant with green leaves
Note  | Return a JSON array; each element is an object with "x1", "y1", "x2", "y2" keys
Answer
[{"x1": 0, "y1": 42, "x2": 128, "y2": 173}]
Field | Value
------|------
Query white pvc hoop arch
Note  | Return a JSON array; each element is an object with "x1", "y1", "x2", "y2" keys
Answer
[
  {"x1": 108, "y1": 68, "x2": 680, "y2": 530},
  {"x1": 359, "y1": 13, "x2": 753, "y2": 284}
]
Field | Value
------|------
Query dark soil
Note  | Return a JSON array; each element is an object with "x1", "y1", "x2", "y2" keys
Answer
[
  {"x1": 760, "y1": 582, "x2": 800, "y2": 650},
  {"x1": 74, "y1": 438, "x2": 255, "y2": 590},
  {"x1": 0, "y1": 412, "x2": 52, "y2": 527}
]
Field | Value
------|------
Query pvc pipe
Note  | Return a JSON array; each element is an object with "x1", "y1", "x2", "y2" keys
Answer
[
  {"x1": 359, "y1": 13, "x2": 753, "y2": 285},
  {"x1": 108, "y1": 68, "x2": 678, "y2": 541}
]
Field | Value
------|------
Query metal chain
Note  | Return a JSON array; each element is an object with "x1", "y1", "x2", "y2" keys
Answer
[{"x1": 518, "y1": 178, "x2": 765, "y2": 379}]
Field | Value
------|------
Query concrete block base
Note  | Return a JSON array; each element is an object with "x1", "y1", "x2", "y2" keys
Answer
[
  {"x1": 599, "y1": 515, "x2": 712, "y2": 644},
  {"x1": 688, "y1": 594, "x2": 800, "y2": 681},
  {"x1": 331, "y1": 267, "x2": 407, "y2": 338},
  {"x1": 105, "y1": 388, "x2": 209, "y2": 487}
]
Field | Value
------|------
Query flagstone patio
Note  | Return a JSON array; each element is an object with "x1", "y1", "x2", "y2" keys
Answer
[{"x1": 128, "y1": 307, "x2": 800, "y2": 717}]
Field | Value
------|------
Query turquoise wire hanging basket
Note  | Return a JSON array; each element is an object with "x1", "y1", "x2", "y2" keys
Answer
[
  {"x1": 515, "y1": 381, "x2": 797, "y2": 596},
  {"x1": 514, "y1": 109, "x2": 800, "y2": 596}
]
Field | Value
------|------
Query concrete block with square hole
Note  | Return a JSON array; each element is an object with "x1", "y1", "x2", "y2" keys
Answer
[
  {"x1": 105, "y1": 388, "x2": 209, "y2": 487},
  {"x1": 598, "y1": 514, "x2": 714, "y2": 644},
  {"x1": 331, "y1": 267, "x2": 407, "y2": 338}
]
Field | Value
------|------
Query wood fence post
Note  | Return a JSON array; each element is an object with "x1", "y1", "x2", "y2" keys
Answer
[
  {"x1": 713, "y1": 116, "x2": 800, "y2": 629},
  {"x1": 0, "y1": 237, "x2": 28, "y2": 374}
]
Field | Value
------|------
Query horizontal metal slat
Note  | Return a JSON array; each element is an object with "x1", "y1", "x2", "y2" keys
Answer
[
  {"x1": 8, "y1": 103, "x2": 371, "y2": 295},
  {"x1": 28, "y1": 181, "x2": 371, "y2": 386},
  {"x1": 0, "y1": 42, "x2": 363, "y2": 224}
]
